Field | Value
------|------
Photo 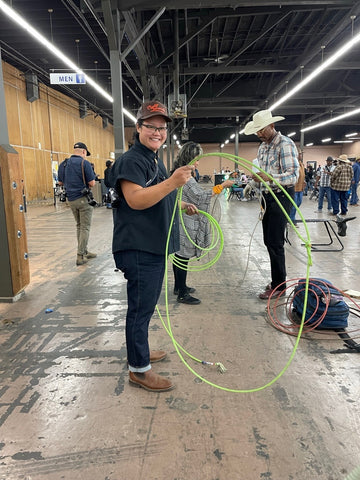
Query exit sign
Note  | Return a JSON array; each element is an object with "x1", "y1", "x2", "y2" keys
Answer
[{"x1": 50, "y1": 73, "x2": 86, "y2": 85}]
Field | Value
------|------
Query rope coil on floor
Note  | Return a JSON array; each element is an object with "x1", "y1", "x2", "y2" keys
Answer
[{"x1": 265, "y1": 278, "x2": 360, "y2": 341}]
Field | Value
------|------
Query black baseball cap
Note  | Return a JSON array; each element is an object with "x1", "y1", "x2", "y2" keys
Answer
[
  {"x1": 136, "y1": 100, "x2": 172, "y2": 122},
  {"x1": 74, "y1": 142, "x2": 91, "y2": 156}
]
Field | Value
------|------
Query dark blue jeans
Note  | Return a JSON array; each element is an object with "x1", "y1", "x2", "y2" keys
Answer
[
  {"x1": 289, "y1": 191, "x2": 303, "y2": 221},
  {"x1": 114, "y1": 250, "x2": 165, "y2": 372},
  {"x1": 350, "y1": 181, "x2": 359, "y2": 205},
  {"x1": 331, "y1": 189, "x2": 348, "y2": 215},
  {"x1": 318, "y1": 186, "x2": 332, "y2": 210},
  {"x1": 262, "y1": 187, "x2": 294, "y2": 289}
]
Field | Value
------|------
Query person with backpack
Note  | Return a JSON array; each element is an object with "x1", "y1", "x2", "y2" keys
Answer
[{"x1": 58, "y1": 142, "x2": 97, "y2": 266}]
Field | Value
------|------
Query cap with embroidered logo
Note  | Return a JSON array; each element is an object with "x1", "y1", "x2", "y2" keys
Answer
[
  {"x1": 136, "y1": 100, "x2": 172, "y2": 122},
  {"x1": 74, "y1": 142, "x2": 91, "y2": 156}
]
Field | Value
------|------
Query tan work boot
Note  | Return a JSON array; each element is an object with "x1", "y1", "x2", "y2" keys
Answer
[
  {"x1": 76, "y1": 254, "x2": 88, "y2": 266},
  {"x1": 85, "y1": 251, "x2": 97, "y2": 259},
  {"x1": 149, "y1": 350, "x2": 167, "y2": 363},
  {"x1": 129, "y1": 370, "x2": 174, "y2": 392}
]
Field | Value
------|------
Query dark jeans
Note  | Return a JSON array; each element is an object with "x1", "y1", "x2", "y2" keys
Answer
[
  {"x1": 262, "y1": 187, "x2": 294, "y2": 289},
  {"x1": 350, "y1": 181, "x2": 359, "y2": 205},
  {"x1": 318, "y1": 186, "x2": 332, "y2": 210},
  {"x1": 173, "y1": 254, "x2": 190, "y2": 296},
  {"x1": 331, "y1": 189, "x2": 348, "y2": 215},
  {"x1": 289, "y1": 191, "x2": 303, "y2": 221},
  {"x1": 114, "y1": 250, "x2": 165, "y2": 372}
]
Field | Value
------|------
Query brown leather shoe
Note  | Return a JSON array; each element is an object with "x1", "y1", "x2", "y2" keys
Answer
[
  {"x1": 259, "y1": 288, "x2": 285, "y2": 300},
  {"x1": 129, "y1": 370, "x2": 175, "y2": 392},
  {"x1": 149, "y1": 350, "x2": 167, "y2": 363}
]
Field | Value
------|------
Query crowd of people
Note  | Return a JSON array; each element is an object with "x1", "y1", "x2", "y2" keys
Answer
[{"x1": 312, "y1": 154, "x2": 358, "y2": 216}]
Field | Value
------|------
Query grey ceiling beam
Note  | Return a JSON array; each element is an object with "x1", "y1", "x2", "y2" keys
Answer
[
  {"x1": 182, "y1": 64, "x2": 293, "y2": 75},
  {"x1": 178, "y1": 61, "x2": 360, "y2": 76},
  {"x1": 187, "y1": 104, "x2": 359, "y2": 118},
  {"x1": 115, "y1": 1, "x2": 354, "y2": 9},
  {"x1": 122, "y1": 10, "x2": 161, "y2": 99},
  {"x1": 224, "y1": 10, "x2": 293, "y2": 67},
  {"x1": 101, "y1": 0, "x2": 126, "y2": 154},
  {"x1": 149, "y1": 4, "x2": 343, "y2": 69},
  {"x1": 81, "y1": 0, "x2": 108, "y2": 36},
  {"x1": 62, "y1": 0, "x2": 110, "y2": 62},
  {"x1": 300, "y1": 95, "x2": 360, "y2": 127},
  {"x1": 191, "y1": 93, "x2": 360, "y2": 103},
  {"x1": 121, "y1": 8, "x2": 165, "y2": 60},
  {"x1": 151, "y1": 12, "x2": 218, "y2": 68}
]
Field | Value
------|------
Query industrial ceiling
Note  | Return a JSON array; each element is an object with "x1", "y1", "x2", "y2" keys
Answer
[{"x1": 1, "y1": 0, "x2": 360, "y2": 147}]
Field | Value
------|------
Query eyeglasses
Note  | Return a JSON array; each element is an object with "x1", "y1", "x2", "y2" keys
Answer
[{"x1": 141, "y1": 123, "x2": 168, "y2": 133}]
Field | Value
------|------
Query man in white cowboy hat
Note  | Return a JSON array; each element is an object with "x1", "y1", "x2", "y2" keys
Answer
[
  {"x1": 244, "y1": 109, "x2": 299, "y2": 300},
  {"x1": 330, "y1": 153, "x2": 353, "y2": 217}
]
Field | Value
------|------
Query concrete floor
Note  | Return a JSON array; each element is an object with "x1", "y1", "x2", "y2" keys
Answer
[{"x1": 0, "y1": 191, "x2": 359, "y2": 480}]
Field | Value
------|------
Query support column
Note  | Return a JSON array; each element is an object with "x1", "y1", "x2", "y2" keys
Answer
[
  {"x1": 0, "y1": 56, "x2": 30, "y2": 301},
  {"x1": 110, "y1": 50, "x2": 126, "y2": 157}
]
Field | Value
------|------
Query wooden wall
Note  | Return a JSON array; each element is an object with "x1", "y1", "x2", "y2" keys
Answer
[{"x1": 2, "y1": 61, "x2": 115, "y2": 202}]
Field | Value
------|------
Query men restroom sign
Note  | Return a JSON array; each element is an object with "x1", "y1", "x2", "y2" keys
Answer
[{"x1": 50, "y1": 73, "x2": 86, "y2": 84}]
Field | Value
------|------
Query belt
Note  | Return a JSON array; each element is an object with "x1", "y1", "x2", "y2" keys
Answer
[{"x1": 264, "y1": 185, "x2": 294, "y2": 194}]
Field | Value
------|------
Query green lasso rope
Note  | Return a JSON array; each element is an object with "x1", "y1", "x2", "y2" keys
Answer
[{"x1": 156, "y1": 152, "x2": 313, "y2": 393}]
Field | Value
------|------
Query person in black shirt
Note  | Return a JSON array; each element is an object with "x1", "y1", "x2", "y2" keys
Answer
[
  {"x1": 103, "y1": 160, "x2": 113, "y2": 208},
  {"x1": 111, "y1": 100, "x2": 197, "y2": 392}
]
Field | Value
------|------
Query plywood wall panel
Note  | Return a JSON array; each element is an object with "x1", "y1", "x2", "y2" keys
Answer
[
  {"x1": 3, "y1": 61, "x2": 115, "y2": 202},
  {"x1": 22, "y1": 148, "x2": 38, "y2": 201},
  {"x1": 49, "y1": 107, "x2": 62, "y2": 154},
  {"x1": 16, "y1": 88, "x2": 34, "y2": 147},
  {"x1": 38, "y1": 100, "x2": 52, "y2": 151},
  {"x1": 34, "y1": 150, "x2": 53, "y2": 199},
  {"x1": 3, "y1": 82, "x2": 21, "y2": 145}
]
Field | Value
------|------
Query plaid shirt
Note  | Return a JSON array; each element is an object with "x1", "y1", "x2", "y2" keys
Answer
[
  {"x1": 330, "y1": 163, "x2": 353, "y2": 191},
  {"x1": 257, "y1": 131, "x2": 299, "y2": 186},
  {"x1": 317, "y1": 164, "x2": 334, "y2": 187}
]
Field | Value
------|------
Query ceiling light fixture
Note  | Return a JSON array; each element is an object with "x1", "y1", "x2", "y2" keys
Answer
[
  {"x1": 321, "y1": 138, "x2": 331, "y2": 142},
  {"x1": 334, "y1": 140, "x2": 353, "y2": 143},
  {"x1": 305, "y1": 143, "x2": 314, "y2": 147},
  {"x1": 0, "y1": 0, "x2": 137, "y2": 123},
  {"x1": 269, "y1": 29, "x2": 360, "y2": 111},
  {"x1": 345, "y1": 132, "x2": 358, "y2": 137},
  {"x1": 287, "y1": 132, "x2": 296, "y2": 137},
  {"x1": 301, "y1": 107, "x2": 360, "y2": 132}
]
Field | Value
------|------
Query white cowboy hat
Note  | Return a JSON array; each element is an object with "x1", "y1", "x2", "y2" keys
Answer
[
  {"x1": 337, "y1": 154, "x2": 351, "y2": 164},
  {"x1": 244, "y1": 109, "x2": 285, "y2": 135}
]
